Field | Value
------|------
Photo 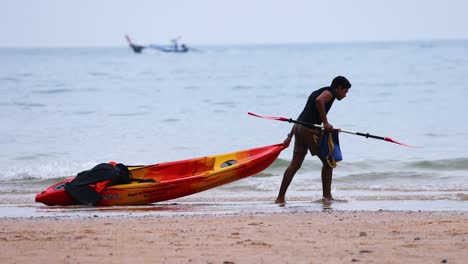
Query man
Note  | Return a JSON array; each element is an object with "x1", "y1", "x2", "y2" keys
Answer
[
  {"x1": 171, "y1": 36, "x2": 181, "y2": 51},
  {"x1": 275, "y1": 76, "x2": 351, "y2": 204}
]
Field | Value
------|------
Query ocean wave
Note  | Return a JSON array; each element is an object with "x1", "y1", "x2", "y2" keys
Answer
[
  {"x1": 5, "y1": 175, "x2": 69, "y2": 183},
  {"x1": 337, "y1": 171, "x2": 441, "y2": 181},
  {"x1": 0, "y1": 161, "x2": 97, "y2": 181},
  {"x1": 454, "y1": 193, "x2": 468, "y2": 201},
  {"x1": 0, "y1": 76, "x2": 22, "y2": 83},
  {"x1": 0, "y1": 189, "x2": 43, "y2": 195},
  {"x1": 424, "y1": 132, "x2": 445, "y2": 137},
  {"x1": 337, "y1": 185, "x2": 468, "y2": 192},
  {"x1": 221, "y1": 179, "x2": 280, "y2": 192},
  {"x1": 1, "y1": 157, "x2": 466, "y2": 196},
  {"x1": 13, "y1": 102, "x2": 47, "y2": 108},
  {"x1": 2, "y1": 158, "x2": 465, "y2": 181},
  {"x1": 73, "y1": 111, "x2": 96, "y2": 115},
  {"x1": 351, "y1": 193, "x2": 468, "y2": 201},
  {"x1": 253, "y1": 172, "x2": 275, "y2": 177},
  {"x1": 407, "y1": 158, "x2": 468, "y2": 170},
  {"x1": 232, "y1": 170, "x2": 467, "y2": 192},
  {"x1": 213, "y1": 101, "x2": 236, "y2": 108},
  {"x1": 161, "y1": 118, "x2": 180, "y2": 123},
  {"x1": 33, "y1": 88, "x2": 73, "y2": 94},
  {"x1": 108, "y1": 111, "x2": 147, "y2": 117},
  {"x1": 265, "y1": 158, "x2": 290, "y2": 170},
  {"x1": 266, "y1": 158, "x2": 323, "y2": 171},
  {"x1": 0, "y1": 175, "x2": 70, "y2": 185},
  {"x1": 231, "y1": 85, "x2": 252, "y2": 90},
  {"x1": 12, "y1": 153, "x2": 58, "y2": 161},
  {"x1": 271, "y1": 157, "x2": 468, "y2": 172},
  {"x1": 184, "y1": 86, "x2": 199, "y2": 90},
  {"x1": 0, "y1": 176, "x2": 70, "y2": 196},
  {"x1": 88, "y1": 71, "x2": 110, "y2": 77}
]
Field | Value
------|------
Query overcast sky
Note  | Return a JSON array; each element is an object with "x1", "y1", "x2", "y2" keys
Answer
[{"x1": 1, "y1": 0, "x2": 467, "y2": 47}]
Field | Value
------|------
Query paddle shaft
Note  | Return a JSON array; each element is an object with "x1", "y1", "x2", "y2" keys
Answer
[{"x1": 282, "y1": 117, "x2": 385, "y2": 140}]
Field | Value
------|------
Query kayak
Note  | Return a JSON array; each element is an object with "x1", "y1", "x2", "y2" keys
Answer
[{"x1": 35, "y1": 143, "x2": 286, "y2": 206}]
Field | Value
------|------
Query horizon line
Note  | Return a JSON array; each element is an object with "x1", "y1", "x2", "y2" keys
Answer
[{"x1": 0, "y1": 38, "x2": 467, "y2": 49}]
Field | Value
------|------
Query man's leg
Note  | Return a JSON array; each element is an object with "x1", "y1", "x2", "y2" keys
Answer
[
  {"x1": 275, "y1": 150, "x2": 306, "y2": 204},
  {"x1": 321, "y1": 162, "x2": 334, "y2": 200},
  {"x1": 308, "y1": 139, "x2": 334, "y2": 201}
]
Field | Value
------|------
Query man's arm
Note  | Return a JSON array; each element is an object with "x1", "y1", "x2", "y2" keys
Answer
[
  {"x1": 283, "y1": 126, "x2": 294, "y2": 147},
  {"x1": 316, "y1": 90, "x2": 334, "y2": 132}
]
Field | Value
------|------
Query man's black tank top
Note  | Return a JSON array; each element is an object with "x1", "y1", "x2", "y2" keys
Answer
[{"x1": 297, "y1": 86, "x2": 336, "y2": 125}]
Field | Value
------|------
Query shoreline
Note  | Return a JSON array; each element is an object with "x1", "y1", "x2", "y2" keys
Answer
[
  {"x1": 1, "y1": 211, "x2": 467, "y2": 263},
  {"x1": 1, "y1": 198, "x2": 467, "y2": 219}
]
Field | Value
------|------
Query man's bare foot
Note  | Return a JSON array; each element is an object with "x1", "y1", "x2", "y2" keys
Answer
[
  {"x1": 321, "y1": 196, "x2": 348, "y2": 203},
  {"x1": 275, "y1": 197, "x2": 285, "y2": 206}
]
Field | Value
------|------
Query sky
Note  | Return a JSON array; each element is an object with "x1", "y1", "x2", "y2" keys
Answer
[{"x1": 1, "y1": 0, "x2": 467, "y2": 47}]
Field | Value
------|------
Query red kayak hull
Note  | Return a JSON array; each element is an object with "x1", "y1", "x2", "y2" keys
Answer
[{"x1": 35, "y1": 143, "x2": 286, "y2": 206}]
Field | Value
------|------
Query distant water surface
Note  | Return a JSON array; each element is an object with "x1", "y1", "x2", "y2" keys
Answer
[{"x1": 1, "y1": 40, "x2": 467, "y2": 214}]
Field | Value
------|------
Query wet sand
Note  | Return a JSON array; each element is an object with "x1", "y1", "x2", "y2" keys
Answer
[{"x1": 1, "y1": 211, "x2": 467, "y2": 264}]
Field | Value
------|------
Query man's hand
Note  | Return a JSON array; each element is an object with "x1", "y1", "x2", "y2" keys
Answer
[
  {"x1": 323, "y1": 122, "x2": 333, "y2": 132},
  {"x1": 283, "y1": 134, "x2": 292, "y2": 147}
]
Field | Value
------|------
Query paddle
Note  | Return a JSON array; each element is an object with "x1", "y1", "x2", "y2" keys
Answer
[{"x1": 248, "y1": 112, "x2": 420, "y2": 148}]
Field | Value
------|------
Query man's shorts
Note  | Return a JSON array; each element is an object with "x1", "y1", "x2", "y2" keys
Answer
[{"x1": 293, "y1": 124, "x2": 321, "y2": 155}]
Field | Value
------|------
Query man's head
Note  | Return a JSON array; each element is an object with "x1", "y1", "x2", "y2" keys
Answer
[{"x1": 331, "y1": 76, "x2": 351, "y2": 101}]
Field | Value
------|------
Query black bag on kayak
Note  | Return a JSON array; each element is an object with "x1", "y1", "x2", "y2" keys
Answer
[{"x1": 64, "y1": 163, "x2": 131, "y2": 205}]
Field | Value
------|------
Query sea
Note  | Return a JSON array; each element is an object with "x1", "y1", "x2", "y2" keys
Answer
[{"x1": 1, "y1": 40, "x2": 467, "y2": 217}]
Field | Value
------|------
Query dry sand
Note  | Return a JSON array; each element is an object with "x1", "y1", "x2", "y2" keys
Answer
[{"x1": 0, "y1": 211, "x2": 467, "y2": 264}]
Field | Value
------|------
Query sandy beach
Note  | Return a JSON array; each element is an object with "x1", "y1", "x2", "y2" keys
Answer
[
  {"x1": 1, "y1": 211, "x2": 467, "y2": 264},
  {"x1": 2, "y1": 37, "x2": 468, "y2": 264}
]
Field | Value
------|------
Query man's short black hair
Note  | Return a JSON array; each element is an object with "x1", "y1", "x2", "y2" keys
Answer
[{"x1": 331, "y1": 76, "x2": 351, "y2": 89}]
